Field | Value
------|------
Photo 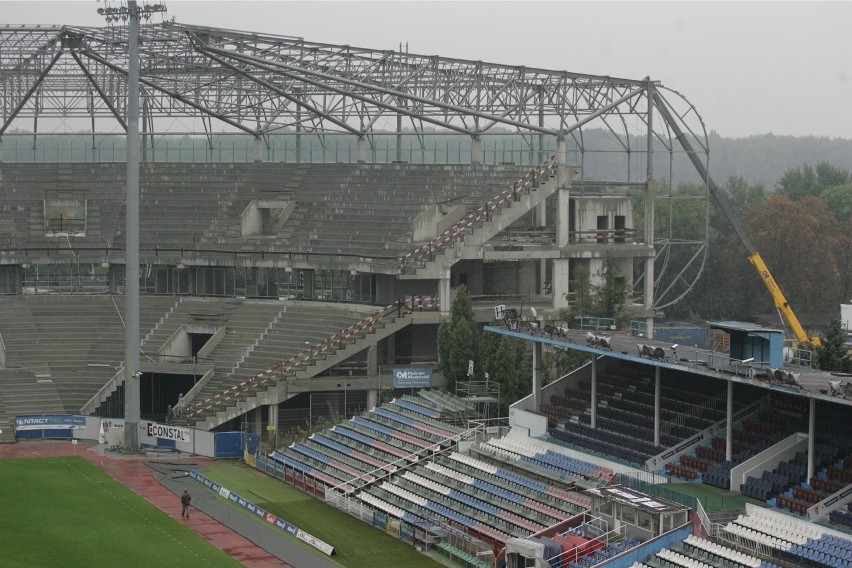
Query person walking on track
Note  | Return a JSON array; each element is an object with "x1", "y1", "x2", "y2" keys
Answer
[{"x1": 180, "y1": 488, "x2": 192, "y2": 518}]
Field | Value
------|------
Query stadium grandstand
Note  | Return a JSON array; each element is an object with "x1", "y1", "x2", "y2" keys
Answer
[{"x1": 2, "y1": 12, "x2": 851, "y2": 568}]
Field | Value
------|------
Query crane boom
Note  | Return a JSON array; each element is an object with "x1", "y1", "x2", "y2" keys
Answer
[{"x1": 652, "y1": 93, "x2": 819, "y2": 347}]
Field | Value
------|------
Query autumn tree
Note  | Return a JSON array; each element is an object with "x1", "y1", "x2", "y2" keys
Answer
[{"x1": 743, "y1": 195, "x2": 841, "y2": 312}]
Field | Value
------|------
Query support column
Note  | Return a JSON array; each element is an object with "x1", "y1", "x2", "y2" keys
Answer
[
  {"x1": 725, "y1": 380, "x2": 734, "y2": 461},
  {"x1": 124, "y1": 2, "x2": 142, "y2": 453},
  {"x1": 367, "y1": 389, "x2": 378, "y2": 410},
  {"x1": 267, "y1": 403, "x2": 278, "y2": 444},
  {"x1": 556, "y1": 180, "x2": 570, "y2": 247},
  {"x1": 438, "y1": 270, "x2": 451, "y2": 316},
  {"x1": 654, "y1": 366, "x2": 661, "y2": 447},
  {"x1": 532, "y1": 341, "x2": 543, "y2": 410},
  {"x1": 808, "y1": 398, "x2": 816, "y2": 482},
  {"x1": 555, "y1": 136, "x2": 567, "y2": 167},
  {"x1": 644, "y1": 82, "x2": 657, "y2": 337},
  {"x1": 396, "y1": 113, "x2": 403, "y2": 162},
  {"x1": 470, "y1": 136, "x2": 482, "y2": 165},
  {"x1": 252, "y1": 136, "x2": 263, "y2": 163},
  {"x1": 551, "y1": 259, "x2": 570, "y2": 309},
  {"x1": 356, "y1": 136, "x2": 367, "y2": 163},
  {"x1": 590, "y1": 357, "x2": 598, "y2": 429}
]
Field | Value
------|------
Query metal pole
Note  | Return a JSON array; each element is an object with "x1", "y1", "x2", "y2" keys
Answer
[{"x1": 124, "y1": 2, "x2": 142, "y2": 452}]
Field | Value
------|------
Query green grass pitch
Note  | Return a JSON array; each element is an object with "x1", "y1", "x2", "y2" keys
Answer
[{"x1": 0, "y1": 457, "x2": 243, "y2": 568}]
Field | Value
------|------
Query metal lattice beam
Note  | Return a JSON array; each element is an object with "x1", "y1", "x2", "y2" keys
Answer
[{"x1": 1, "y1": 22, "x2": 672, "y2": 142}]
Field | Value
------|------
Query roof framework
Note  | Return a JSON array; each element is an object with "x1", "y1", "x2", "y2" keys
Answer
[
  {"x1": 1, "y1": 23, "x2": 706, "y2": 149},
  {"x1": 0, "y1": 22, "x2": 713, "y2": 309}
]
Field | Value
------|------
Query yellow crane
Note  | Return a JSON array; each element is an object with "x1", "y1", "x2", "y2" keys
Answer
[{"x1": 653, "y1": 94, "x2": 821, "y2": 349}]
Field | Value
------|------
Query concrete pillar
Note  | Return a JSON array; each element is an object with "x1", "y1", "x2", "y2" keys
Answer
[
  {"x1": 367, "y1": 345, "x2": 378, "y2": 377},
  {"x1": 808, "y1": 398, "x2": 816, "y2": 482},
  {"x1": 551, "y1": 259, "x2": 571, "y2": 309},
  {"x1": 471, "y1": 136, "x2": 482, "y2": 165},
  {"x1": 726, "y1": 380, "x2": 734, "y2": 462},
  {"x1": 590, "y1": 357, "x2": 597, "y2": 429},
  {"x1": 438, "y1": 271, "x2": 451, "y2": 316},
  {"x1": 367, "y1": 389, "x2": 378, "y2": 410},
  {"x1": 555, "y1": 136, "x2": 567, "y2": 166},
  {"x1": 532, "y1": 341, "x2": 543, "y2": 410},
  {"x1": 557, "y1": 184, "x2": 570, "y2": 247},
  {"x1": 252, "y1": 136, "x2": 263, "y2": 163},
  {"x1": 654, "y1": 366, "x2": 661, "y2": 446},
  {"x1": 356, "y1": 136, "x2": 367, "y2": 163},
  {"x1": 267, "y1": 403, "x2": 278, "y2": 444}
]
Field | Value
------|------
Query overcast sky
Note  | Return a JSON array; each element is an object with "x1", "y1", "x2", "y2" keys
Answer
[{"x1": 4, "y1": 1, "x2": 851, "y2": 140}]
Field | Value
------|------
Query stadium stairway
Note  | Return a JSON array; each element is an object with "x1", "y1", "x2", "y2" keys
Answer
[
  {"x1": 399, "y1": 160, "x2": 563, "y2": 277},
  {"x1": 187, "y1": 303, "x2": 414, "y2": 430}
]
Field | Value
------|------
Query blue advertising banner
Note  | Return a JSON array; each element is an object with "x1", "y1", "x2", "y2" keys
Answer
[
  {"x1": 15, "y1": 415, "x2": 86, "y2": 431},
  {"x1": 392, "y1": 368, "x2": 433, "y2": 388}
]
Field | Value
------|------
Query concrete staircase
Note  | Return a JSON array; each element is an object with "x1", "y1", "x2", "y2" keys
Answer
[
  {"x1": 400, "y1": 160, "x2": 561, "y2": 277},
  {"x1": 188, "y1": 304, "x2": 414, "y2": 430}
]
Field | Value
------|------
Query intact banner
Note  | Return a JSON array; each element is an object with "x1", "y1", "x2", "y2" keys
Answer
[
  {"x1": 146, "y1": 422, "x2": 190, "y2": 442},
  {"x1": 392, "y1": 368, "x2": 433, "y2": 388},
  {"x1": 15, "y1": 415, "x2": 86, "y2": 431}
]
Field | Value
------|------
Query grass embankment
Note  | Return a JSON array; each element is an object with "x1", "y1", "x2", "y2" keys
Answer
[{"x1": 203, "y1": 462, "x2": 444, "y2": 568}]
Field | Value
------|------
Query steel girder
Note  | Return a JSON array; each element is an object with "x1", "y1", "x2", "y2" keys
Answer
[{"x1": 0, "y1": 22, "x2": 689, "y2": 146}]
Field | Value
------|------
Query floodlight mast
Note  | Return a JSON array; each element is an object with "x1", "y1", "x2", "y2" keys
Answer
[{"x1": 97, "y1": 0, "x2": 167, "y2": 452}]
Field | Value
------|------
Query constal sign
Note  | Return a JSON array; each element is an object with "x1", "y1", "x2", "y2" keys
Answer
[
  {"x1": 392, "y1": 368, "x2": 433, "y2": 388},
  {"x1": 146, "y1": 422, "x2": 190, "y2": 442}
]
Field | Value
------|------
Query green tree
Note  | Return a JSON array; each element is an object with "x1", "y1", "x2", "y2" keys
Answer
[
  {"x1": 816, "y1": 319, "x2": 852, "y2": 373},
  {"x1": 480, "y1": 333, "x2": 521, "y2": 415},
  {"x1": 776, "y1": 161, "x2": 849, "y2": 200},
  {"x1": 820, "y1": 184, "x2": 852, "y2": 222},
  {"x1": 816, "y1": 162, "x2": 850, "y2": 191},
  {"x1": 776, "y1": 164, "x2": 819, "y2": 200},
  {"x1": 592, "y1": 253, "x2": 629, "y2": 323},
  {"x1": 437, "y1": 285, "x2": 479, "y2": 394}
]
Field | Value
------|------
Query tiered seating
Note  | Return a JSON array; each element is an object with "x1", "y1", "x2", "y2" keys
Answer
[
  {"x1": 830, "y1": 502, "x2": 852, "y2": 530},
  {"x1": 418, "y1": 388, "x2": 475, "y2": 414},
  {"x1": 370, "y1": 406, "x2": 460, "y2": 441},
  {"x1": 482, "y1": 437, "x2": 613, "y2": 485},
  {"x1": 545, "y1": 363, "x2": 755, "y2": 467},
  {"x1": 724, "y1": 508, "x2": 852, "y2": 567},
  {"x1": 667, "y1": 396, "x2": 809, "y2": 488},
  {"x1": 742, "y1": 452, "x2": 808, "y2": 502},
  {"x1": 435, "y1": 541, "x2": 492, "y2": 568},
  {"x1": 0, "y1": 295, "x2": 179, "y2": 416},
  {"x1": 369, "y1": 481, "x2": 513, "y2": 543},
  {"x1": 420, "y1": 461, "x2": 569, "y2": 522},
  {"x1": 329, "y1": 425, "x2": 410, "y2": 462}
]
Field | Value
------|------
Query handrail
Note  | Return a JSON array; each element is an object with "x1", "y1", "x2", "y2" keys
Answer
[
  {"x1": 80, "y1": 366, "x2": 125, "y2": 415},
  {"x1": 185, "y1": 296, "x2": 436, "y2": 419},
  {"x1": 399, "y1": 155, "x2": 558, "y2": 267}
]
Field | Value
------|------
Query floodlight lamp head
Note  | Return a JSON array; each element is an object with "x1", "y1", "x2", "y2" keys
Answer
[{"x1": 671, "y1": 344, "x2": 679, "y2": 350}]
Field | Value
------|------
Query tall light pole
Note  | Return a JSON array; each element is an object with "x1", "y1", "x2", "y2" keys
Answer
[{"x1": 97, "y1": 1, "x2": 166, "y2": 452}]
